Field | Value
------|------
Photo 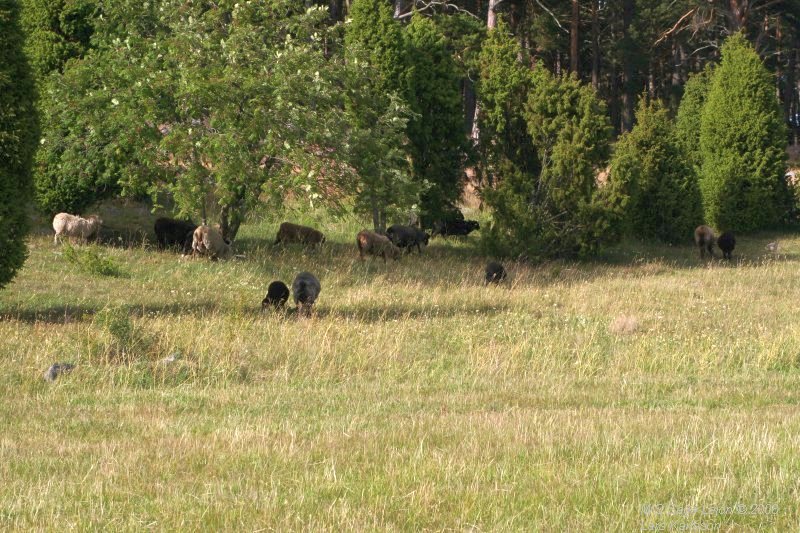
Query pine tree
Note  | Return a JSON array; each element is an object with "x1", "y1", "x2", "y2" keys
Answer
[
  {"x1": 0, "y1": 0, "x2": 39, "y2": 289},
  {"x1": 611, "y1": 98, "x2": 702, "y2": 243},
  {"x1": 699, "y1": 32, "x2": 791, "y2": 231}
]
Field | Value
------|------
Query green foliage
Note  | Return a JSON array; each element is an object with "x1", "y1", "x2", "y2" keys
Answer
[
  {"x1": 20, "y1": 0, "x2": 96, "y2": 80},
  {"x1": 345, "y1": 0, "x2": 407, "y2": 95},
  {"x1": 610, "y1": 98, "x2": 703, "y2": 243},
  {"x1": 34, "y1": 50, "x2": 162, "y2": 215},
  {"x1": 484, "y1": 67, "x2": 620, "y2": 260},
  {"x1": 405, "y1": 14, "x2": 467, "y2": 223},
  {"x1": 0, "y1": 0, "x2": 38, "y2": 290},
  {"x1": 699, "y1": 32, "x2": 791, "y2": 231},
  {"x1": 344, "y1": 53, "x2": 421, "y2": 232},
  {"x1": 33, "y1": 0, "x2": 363, "y2": 239},
  {"x1": 675, "y1": 65, "x2": 714, "y2": 174},
  {"x1": 62, "y1": 242, "x2": 126, "y2": 277}
]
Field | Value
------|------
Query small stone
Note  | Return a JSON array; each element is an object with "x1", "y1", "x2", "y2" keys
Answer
[{"x1": 161, "y1": 353, "x2": 180, "y2": 364}]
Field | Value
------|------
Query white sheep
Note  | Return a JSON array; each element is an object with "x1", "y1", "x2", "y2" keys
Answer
[
  {"x1": 52, "y1": 213, "x2": 103, "y2": 245},
  {"x1": 191, "y1": 224, "x2": 232, "y2": 260}
]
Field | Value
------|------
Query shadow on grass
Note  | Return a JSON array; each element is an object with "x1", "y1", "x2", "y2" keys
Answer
[
  {"x1": 0, "y1": 301, "x2": 225, "y2": 325},
  {"x1": 316, "y1": 300, "x2": 511, "y2": 323},
  {"x1": 0, "y1": 299, "x2": 511, "y2": 325}
]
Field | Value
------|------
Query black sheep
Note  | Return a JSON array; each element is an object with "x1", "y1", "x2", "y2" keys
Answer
[
  {"x1": 155, "y1": 217, "x2": 198, "y2": 250},
  {"x1": 386, "y1": 224, "x2": 430, "y2": 254},
  {"x1": 292, "y1": 272, "x2": 321, "y2": 316},
  {"x1": 262, "y1": 281, "x2": 290, "y2": 309},
  {"x1": 432, "y1": 219, "x2": 480, "y2": 237},
  {"x1": 485, "y1": 262, "x2": 507, "y2": 285},
  {"x1": 717, "y1": 231, "x2": 736, "y2": 260}
]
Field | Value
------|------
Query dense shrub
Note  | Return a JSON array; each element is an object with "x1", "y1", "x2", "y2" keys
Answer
[{"x1": 610, "y1": 99, "x2": 703, "y2": 243}]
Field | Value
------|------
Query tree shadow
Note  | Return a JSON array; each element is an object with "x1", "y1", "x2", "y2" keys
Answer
[
  {"x1": 0, "y1": 301, "x2": 226, "y2": 325},
  {"x1": 303, "y1": 301, "x2": 512, "y2": 324}
]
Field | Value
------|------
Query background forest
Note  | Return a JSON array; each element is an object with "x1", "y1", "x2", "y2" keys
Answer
[{"x1": 7, "y1": 0, "x2": 797, "y2": 270}]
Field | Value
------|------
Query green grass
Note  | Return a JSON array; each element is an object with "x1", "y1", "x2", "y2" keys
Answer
[{"x1": 1, "y1": 212, "x2": 799, "y2": 530}]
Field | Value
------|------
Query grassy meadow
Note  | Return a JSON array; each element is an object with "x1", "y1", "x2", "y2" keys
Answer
[{"x1": 1, "y1": 205, "x2": 800, "y2": 530}]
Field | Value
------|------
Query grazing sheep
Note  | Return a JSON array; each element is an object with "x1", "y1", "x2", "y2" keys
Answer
[
  {"x1": 154, "y1": 217, "x2": 197, "y2": 250},
  {"x1": 52, "y1": 213, "x2": 103, "y2": 245},
  {"x1": 192, "y1": 225, "x2": 232, "y2": 260},
  {"x1": 485, "y1": 262, "x2": 507, "y2": 285},
  {"x1": 386, "y1": 224, "x2": 430, "y2": 254},
  {"x1": 262, "y1": 281, "x2": 290, "y2": 309},
  {"x1": 357, "y1": 230, "x2": 402, "y2": 263},
  {"x1": 432, "y1": 219, "x2": 480, "y2": 238},
  {"x1": 292, "y1": 272, "x2": 321, "y2": 316},
  {"x1": 694, "y1": 225, "x2": 716, "y2": 259},
  {"x1": 717, "y1": 231, "x2": 736, "y2": 260},
  {"x1": 273, "y1": 222, "x2": 326, "y2": 246}
]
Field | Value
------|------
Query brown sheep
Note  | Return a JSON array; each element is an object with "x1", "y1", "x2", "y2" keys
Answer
[
  {"x1": 192, "y1": 225, "x2": 232, "y2": 260},
  {"x1": 357, "y1": 230, "x2": 401, "y2": 263},
  {"x1": 273, "y1": 222, "x2": 325, "y2": 246},
  {"x1": 52, "y1": 213, "x2": 103, "y2": 245},
  {"x1": 694, "y1": 225, "x2": 716, "y2": 259}
]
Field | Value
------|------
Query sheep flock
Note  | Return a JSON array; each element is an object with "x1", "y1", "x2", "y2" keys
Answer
[{"x1": 52, "y1": 209, "x2": 742, "y2": 318}]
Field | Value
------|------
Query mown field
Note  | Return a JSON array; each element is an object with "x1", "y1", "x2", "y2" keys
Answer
[{"x1": 1, "y1": 207, "x2": 799, "y2": 530}]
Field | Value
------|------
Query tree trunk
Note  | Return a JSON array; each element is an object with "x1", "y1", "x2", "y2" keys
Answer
[
  {"x1": 219, "y1": 202, "x2": 243, "y2": 242},
  {"x1": 591, "y1": 0, "x2": 599, "y2": 89},
  {"x1": 471, "y1": 0, "x2": 501, "y2": 147},
  {"x1": 728, "y1": 0, "x2": 747, "y2": 32},
  {"x1": 487, "y1": 0, "x2": 499, "y2": 30},
  {"x1": 570, "y1": 0, "x2": 580, "y2": 77},
  {"x1": 786, "y1": 34, "x2": 796, "y2": 124},
  {"x1": 621, "y1": 0, "x2": 635, "y2": 132}
]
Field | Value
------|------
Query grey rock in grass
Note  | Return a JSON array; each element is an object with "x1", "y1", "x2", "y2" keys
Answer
[
  {"x1": 161, "y1": 353, "x2": 181, "y2": 365},
  {"x1": 43, "y1": 363, "x2": 75, "y2": 382}
]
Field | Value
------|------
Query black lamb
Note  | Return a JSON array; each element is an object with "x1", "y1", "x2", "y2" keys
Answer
[{"x1": 262, "y1": 281, "x2": 290, "y2": 309}]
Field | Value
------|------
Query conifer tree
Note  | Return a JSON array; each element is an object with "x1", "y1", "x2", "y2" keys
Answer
[
  {"x1": 699, "y1": 33, "x2": 791, "y2": 231},
  {"x1": 0, "y1": 0, "x2": 38, "y2": 289},
  {"x1": 611, "y1": 98, "x2": 702, "y2": 243}
]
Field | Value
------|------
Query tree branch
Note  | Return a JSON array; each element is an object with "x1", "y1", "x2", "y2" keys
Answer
[
  {"x1": 394, "y1": 0, "x2": 480, "y2": 20},
  {"x1": 654, "y1": 7, "x2": 698, "y2": 46},
  {"x1": 534, "y1": 0, "x2": 568, "y2": 34}
]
